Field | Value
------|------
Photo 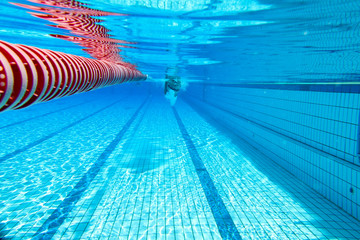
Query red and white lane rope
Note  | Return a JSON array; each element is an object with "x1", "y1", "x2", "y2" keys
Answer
[{"x1": 0, "y1": 40, "x2": 147, "y2": 112}]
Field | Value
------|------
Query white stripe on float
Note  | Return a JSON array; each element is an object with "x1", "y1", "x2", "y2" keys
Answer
[
  {"x1": 82, "y1": 57, "x2": 97, "y2": 91},
  {"x1": 17, "y1": 45, "x2": 49, "y2": 105},
  {"x1": 58, "y1": 52, "x2": 80, "y2": 96},
  {"x1": 0, "y1": 42, "x2": 28, "y2": 110},
  {"x1": 10, "y1": 44, "x2": 38, "y2": 109},
  {"x1": 70, "y1": 55, "x2": 85, "y2": 93},
  {"x1": 72, "y1": 55, "x2": 88, "y2": 93},
  {"x1": 55, "y1": 51, "x2": 76, "y2": 97},
  {"x1": 0, "y1": 51, "x2": 13, "y2": 110},
  {"x1": 43, "y1": 49, "x2": 67, "y2": 99},
  {"x1": 21, "y1": 45, "x2": 56, "y2": 102}
]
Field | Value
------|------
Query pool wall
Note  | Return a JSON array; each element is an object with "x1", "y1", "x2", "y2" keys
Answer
[{"x1": 183, "y1": 83, "x2": 360, "y2": 221}]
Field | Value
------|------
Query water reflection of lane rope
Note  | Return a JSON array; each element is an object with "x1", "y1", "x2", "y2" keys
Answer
[
  {"x1": 0, "y1": 0, "x2": 146, "y2": 112},
  {"x1": 12, "y1": 0, "x2": 132, "y2": 66}
]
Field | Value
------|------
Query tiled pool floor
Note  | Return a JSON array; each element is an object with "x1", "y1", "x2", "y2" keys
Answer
[{"x1": 0, "y1": 85, "x2": 360, "y2": 239}]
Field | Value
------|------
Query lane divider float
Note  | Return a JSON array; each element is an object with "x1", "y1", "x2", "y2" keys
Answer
[{"x1": 0, "y1": 40, "x2": 147, "y2": 112}]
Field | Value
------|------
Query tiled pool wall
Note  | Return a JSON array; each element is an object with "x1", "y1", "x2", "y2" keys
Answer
[{"x1": 183, "y1": 83, "x2": 360, "y2": 221}]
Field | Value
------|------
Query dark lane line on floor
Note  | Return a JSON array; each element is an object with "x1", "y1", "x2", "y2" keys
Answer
[
  {"x1": 32, "y1": 96, "x2": 149, "y2": 240},
  {"x1": 0, "y1": 98, "x2": 126, "y2": 164},
  {"x1": 70, "y1": 97, "x2": 152, "y2": 240},
  {"x1": 173, "y1": 108, "x2": 242, "y2": 240},
  {"x1": 0, "y1": 100, "x2": 94, "y2": 130}
]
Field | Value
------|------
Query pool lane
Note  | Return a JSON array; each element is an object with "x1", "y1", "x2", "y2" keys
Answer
[
  {"x1": 50, "y1": 96, "x2": 223, "y2": 240},
  {"x1": 33, "y1": 96, "x2": 150, "y2": 239},
  {"x1": 0, "y1": 85, "x2": 150, "y2": 239},
  {"x1": 178, "y1": 97, "x2": 360, "y2": 240},
  {"x1": 173, "y1": 108, "x2": 242, "y2": 240},
  {"x1": 1, "y1": 89, "x2": 360, "y2": 240},
  {"x1": 0, "y1": 87, "x2": 134, "y2": 161},
  {"x1": 0, "y1": 99, "x2": 122, "y2": 164}
]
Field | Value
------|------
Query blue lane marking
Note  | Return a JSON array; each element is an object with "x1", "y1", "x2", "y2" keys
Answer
[
  {"x1": 357, "y1": 109, "x2": 360, "y2": 159},
  {"x1": 173, "y1": 108, "x2": 242, "y2": 240},
  {"x1": 32, "y1": 97, "x2": 148, "y2": 240},
  {"x1": 0, "y1": 100, "x2": 121, "y2": 164}
]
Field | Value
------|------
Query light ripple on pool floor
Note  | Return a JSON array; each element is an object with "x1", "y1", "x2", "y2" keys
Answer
[{"x1": 1, "y1": 86, "x2": 360, "y2": 239}]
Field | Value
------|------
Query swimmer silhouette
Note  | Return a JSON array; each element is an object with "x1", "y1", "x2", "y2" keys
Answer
[
  {"x1": 164, "y1": 67, "x2": 181, "y2": 105},
  {"x1": 164, "y1": 76, "x2": 181, "y2": 97}
]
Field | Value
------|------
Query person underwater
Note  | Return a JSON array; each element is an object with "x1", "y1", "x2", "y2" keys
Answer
[{"x1": 164, "y1": 74, "x2": 181, "y2": 105}]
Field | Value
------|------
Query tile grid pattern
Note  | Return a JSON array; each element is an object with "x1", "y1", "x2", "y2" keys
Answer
[
  {"x1": 33, "y1": 96, "x2": 150, "y2": 239},
  {"x1": 179, "y1": 99, "x2": 360, "y2": 239},
  {"x1": 1, "y1": 85, "x2": 360, "y2": 239},
  {"x1": 0, "y1": 85, "x2": 148, "y2": 239},
  {"x1": 50, "y1": 98, "x2": 222, "y2": 240},
  {"x1": 52, "y1": 96, "x2": 151, "y2": 240},
  {"x1": 173, "y1": 107, "x2": 242, "y2": 240},
  {"x1": 184, "y1": 83, "x2": 360, "y2": 221},
  {"x1": 204, "y1": 86, "x2": 360, "y2": 164}
]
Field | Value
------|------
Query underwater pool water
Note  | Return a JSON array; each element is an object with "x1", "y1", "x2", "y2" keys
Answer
[
  {"x1": 0, "y1": 0, "x2": 360, "y2": 239},
  {"x1": 1, "y1": 84, "x2": 359, "y2": 240}
]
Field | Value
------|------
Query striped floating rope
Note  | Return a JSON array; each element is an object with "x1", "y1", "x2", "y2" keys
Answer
[{"x1": 0, "y1": 40, "x2": 147, "y2": 112}]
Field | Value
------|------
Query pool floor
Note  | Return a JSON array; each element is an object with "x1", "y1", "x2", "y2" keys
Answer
[{"x1": 0, "y1": 84, "x2": 360, "y2": 240}]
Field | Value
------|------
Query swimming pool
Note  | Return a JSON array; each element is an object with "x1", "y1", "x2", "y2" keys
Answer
[{"x1": 0, "y1": 0, "x2": 360, "y2": 239}]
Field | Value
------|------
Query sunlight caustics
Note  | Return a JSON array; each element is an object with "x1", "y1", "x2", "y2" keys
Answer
[{"x1": 0, "y1": 0, "x2": 360, "y2": 239}]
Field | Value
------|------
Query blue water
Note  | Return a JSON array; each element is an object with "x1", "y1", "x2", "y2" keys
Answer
[{"x1": 1, "y1": 0, "x2": 360, "y2": 239}]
